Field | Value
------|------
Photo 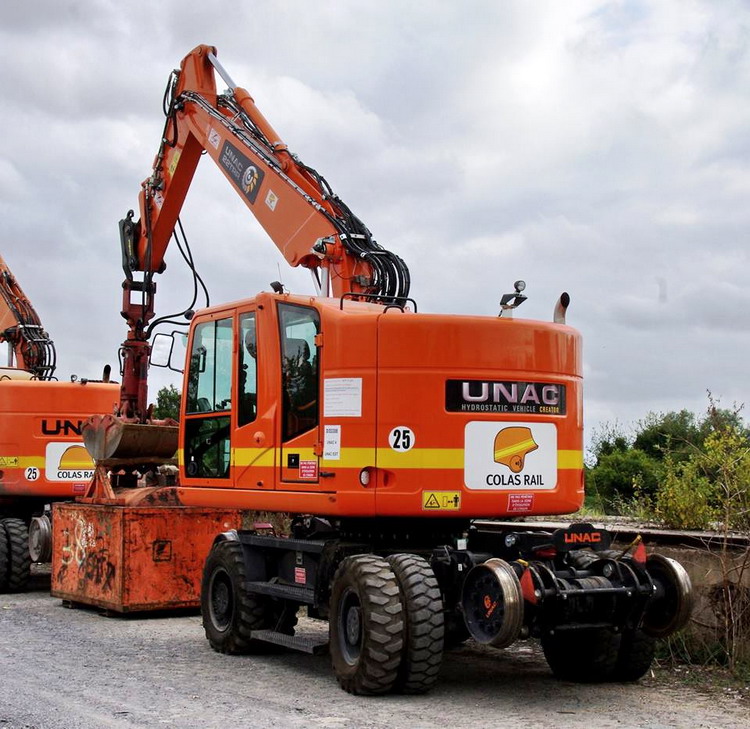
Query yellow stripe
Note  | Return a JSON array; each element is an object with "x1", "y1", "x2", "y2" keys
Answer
[
  {"x1": 233, "y1": 448, "x2": 275, "y2": 468},
  {"x1": 557, "y1": 449, "x2": 583, "y2": 469},
  {"x1": 493, "y1": 438, "x2": 537, "y2": 461},
  {"x1": 16, "y1": 456, "x2": 45, "y2": 469},
  {"x1": 222, "y1": 447, "x2": 583, "y2": 471},
  {"x1": 377, "y1": 448, "x2": 464, "y2": 469}
]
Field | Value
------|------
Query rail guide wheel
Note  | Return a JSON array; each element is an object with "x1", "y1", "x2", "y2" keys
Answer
[
  {"x1": 29, "y1": 514, "x2": 52, "y2": 563},
  {"x1": 642, "y1": 554, "x2": 694, "y2": 638},
  {"x1": 460, "y1": 558, "x2": 524, "y2": 648}
]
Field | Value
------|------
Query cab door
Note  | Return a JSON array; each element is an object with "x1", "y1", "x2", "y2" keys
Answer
[
  {"x1": 277, "y1": 302, "x2": 321, "y2": 489},
  {"x1": 182, "y1": 315, "x2": 233, "y2": 482}
]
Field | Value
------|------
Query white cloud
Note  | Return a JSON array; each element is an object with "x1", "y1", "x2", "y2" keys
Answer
[{"x1": 1, "y1": 0, "x2": 749, "y2": 438}]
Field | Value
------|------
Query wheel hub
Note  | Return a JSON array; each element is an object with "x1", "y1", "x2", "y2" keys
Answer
[
  {"x1": 338, "y1": 587, "x2": 363, "y2": 664},
  {"x1": 345, "y1": 605, "x2": 361, "y2": 644},
  {"x1": 208, "y1": 570, "x2": 233, "y2": 631}
]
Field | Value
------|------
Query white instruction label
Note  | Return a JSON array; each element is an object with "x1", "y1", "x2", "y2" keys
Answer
[
  {"x1": 323, "y1": 425, "x2": 341, "y2": 460},
  {"x1": 324, "y1": 378, "x2": 362, "y2": 417}
]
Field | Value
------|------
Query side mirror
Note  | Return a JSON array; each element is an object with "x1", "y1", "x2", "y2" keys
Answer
[{"x1": 150, "y1": 331, "x2": 187, "y2": 373}]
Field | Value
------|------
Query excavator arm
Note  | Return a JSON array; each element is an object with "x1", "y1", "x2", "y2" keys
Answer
[
  {"x1": 0, "y1": 253, "x2": 56, "y2": 380},
  {"x1": 118, "y1": 45, "x2": 409, "y2": 420}
]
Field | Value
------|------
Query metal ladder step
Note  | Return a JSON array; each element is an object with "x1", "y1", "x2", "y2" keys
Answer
[
  {"x1": 250, "y1": 630, "x2": 329, "y2": 655},
  {"x1": 245, "y1": 581, "x2": 316, "y2": 604}
]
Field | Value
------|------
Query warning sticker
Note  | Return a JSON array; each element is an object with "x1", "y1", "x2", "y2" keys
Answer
[
  {"x1": 208, "y1": 127, "x2": 221, "y2": 150},
  {"x1": 265, "y1": 189, "x2": 279, "y2": 211},
  {"x1": 508, "y1": 493, "x2": 534, "y2": 512},
  {"x1": 299, "y1": 460, "x2": 318, "y2": 479},
  {"x1": 422, "y1": 491, "x2": 462, "y2": 511},
  {"x1": 294, "y1": 567, "x2": 307, "y2": 584},
  {"x1": 0, "y1": 456, "x2": 19, "y2": 467}
]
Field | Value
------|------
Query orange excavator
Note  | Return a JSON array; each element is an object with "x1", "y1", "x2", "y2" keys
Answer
[
  {"x1": 0, "y1": 253, "x2": 118, "y2": 591},
  {"x1": 55, "y1": 45, "x2": 692, "y2": 694}
]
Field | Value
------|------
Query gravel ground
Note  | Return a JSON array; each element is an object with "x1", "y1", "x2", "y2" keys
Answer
[{"x1": 0, "y1": 573, "x2": 747, "y2": 729}]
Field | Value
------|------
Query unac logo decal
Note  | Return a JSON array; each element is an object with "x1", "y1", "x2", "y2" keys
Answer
[
  {"x1": 493, "y1": 426, "x2": 538, "y2": 473},
  {"x1": 242, "y1": 165, "x2": 260, "y2": 196}
]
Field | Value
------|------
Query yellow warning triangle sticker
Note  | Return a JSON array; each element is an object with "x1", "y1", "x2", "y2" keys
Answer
[{"x1": 424, "y1": 494, "x2": 441, "y2": 509}]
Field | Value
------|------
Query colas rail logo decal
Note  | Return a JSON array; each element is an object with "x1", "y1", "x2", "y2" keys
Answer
[
  {"x1": 463, "y1": 420, "x2": 557, "y2": 490},
  {"x1": 493, "y1": 427, "x2": 538, "y2": 473}
]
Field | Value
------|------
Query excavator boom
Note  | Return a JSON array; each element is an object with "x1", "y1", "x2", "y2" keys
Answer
[
  {"x1": 118, "y1": 45, "x2": 409, "y2": 420},
  {"x1": 0, "y1": 254, "x2": 56, "y2": 380}
]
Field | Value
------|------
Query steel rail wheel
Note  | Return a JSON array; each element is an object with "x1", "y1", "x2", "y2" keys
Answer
[
  {"x1": 329, "y1": 555, "x2": 404, "y2": 695},
  {"x1": 643, "y1": 554, "x2": 693, "y2": 638},
  {"x1": 28, "y1": 514, "x2": 52, "y2": 563},
  {"x1": 461, "y1": 558, "x2": 523, "y2": 648},
  {"x1": 201, "y1": 539, "x2": 295, "y2": 654},
  {"x1": 387, "y1": 553, "x2": 445, "y2": 693},
  {"x1": 1, "y1": 518, "x2": 30, "y2": 593}
]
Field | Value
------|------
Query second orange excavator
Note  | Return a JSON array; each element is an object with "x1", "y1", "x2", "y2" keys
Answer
[{"x1": 0, "y1": 253, "x2": 118, "y2": 591}]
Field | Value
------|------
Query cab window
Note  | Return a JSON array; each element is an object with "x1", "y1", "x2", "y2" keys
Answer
[
  {"x1": 184, "y1": 317, "x2": 233, "y2": 479},
  {"x1": 238, "y1": 312, "x2": 258, "y2": 427},
  {"x1": 186, "y1": 319, "x2": 233, "y2": 414},
  {"x1": 278, "y1": 303, "x2": 319, "y2": 441}
]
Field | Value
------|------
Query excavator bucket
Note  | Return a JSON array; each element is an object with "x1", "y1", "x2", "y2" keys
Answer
[{"x1": 83, "y1": 414, "x2": 178, "y2": 462}]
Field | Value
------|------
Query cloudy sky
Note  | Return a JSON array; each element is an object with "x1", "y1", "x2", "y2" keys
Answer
[{"x1": 1, "y1": 1, "x2": 748, "y2": 445}]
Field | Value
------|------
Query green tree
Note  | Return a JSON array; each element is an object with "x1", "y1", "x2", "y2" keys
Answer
[{"x1": 153, "y1": 384, "x2": 181, "y2": 421}]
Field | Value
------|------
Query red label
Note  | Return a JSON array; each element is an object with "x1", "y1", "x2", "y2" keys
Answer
[
  {"x1": 299, "y1": 460, "x2": 318, "y2": 479},
  {"x1": 294, "y1": 567, "x2": 307, "y2": 584},
  {"x1": 508, "y1": 493, "x2": 534, "y2": 512}
]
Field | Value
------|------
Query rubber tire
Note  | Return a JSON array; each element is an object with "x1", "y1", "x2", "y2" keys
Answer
[
  {"x1": 0, "y1": 521, "x2": 8, "y2": 592},
  {"x1": 201, "y1": 539, "x2": 296, "y2": 654},
  {"x1": 542, "y1": 628, "x2": 621, "y2": 682},
  {"x1": 2, "y1": 518, "x2": 31, "y2": 593},
  {"x1": 387, "y1": 554, "x2": 445, "y2": 694},
  {"x1": 613, "y1": 629, "x2": 656, "y2": 682},
  {"x1": 329, "y1": 555, "x2": 404, "y2": 695}
]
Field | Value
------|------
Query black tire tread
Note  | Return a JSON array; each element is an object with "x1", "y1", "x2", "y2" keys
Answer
[
  {"x1": 542, "y1": 627, "x2": 621, "y2": 683},
  {"x1": 201, "y1": 540, "x2": 297, "y2": 655},
  {"x1": 387, "y1": 553, "x2": 444, "y2": 693},
  {"x1": 2, "y1": 518, "x2": 30, "y2": 593},
  {"x1": 330, "y1": 554, "x2": 404, "y2": 695},
  {"x1": 613, "y1": 628, "x2": 656, "y2": 681},
  {"x1": 0, "y1": 520, "x2": 8, "y2": 593}
]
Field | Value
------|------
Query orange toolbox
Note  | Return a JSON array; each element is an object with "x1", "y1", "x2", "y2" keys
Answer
[{"x1": 50, "y1": 502, "x2": 242, "y2": 612}]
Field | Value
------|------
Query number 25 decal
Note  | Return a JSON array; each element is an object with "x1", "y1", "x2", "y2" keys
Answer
[
  {"x1": 388, "y1": 426, "x2": 415, "y2": 452},
  {"x1": 25, "y1": 467, "x2": 40, "y2": 481}
]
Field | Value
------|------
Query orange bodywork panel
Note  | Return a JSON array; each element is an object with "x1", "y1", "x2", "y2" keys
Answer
[
  {"x1": 170, "y1": 292, "x2": 583, "y2": 519},
  {"x1": 50, "y1": 502, "x2": 242, "y2": 612},
  {"x1": 0, "y1": 380, "x2": 119, "y2": 501}
]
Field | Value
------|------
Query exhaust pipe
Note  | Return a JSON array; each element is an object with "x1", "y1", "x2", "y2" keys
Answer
[{"x1": 553, "y1": 292, "x2": 570, "y2": 324}]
